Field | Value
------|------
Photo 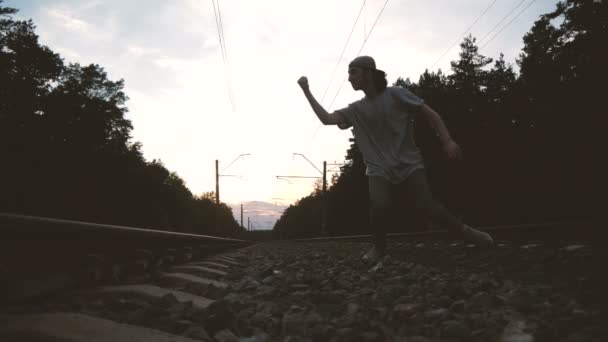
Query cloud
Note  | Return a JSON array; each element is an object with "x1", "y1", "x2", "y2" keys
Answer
[
  {"x1": 46, "y1": 7, "x2": 91, "y2": 34},
  {"x1": 126, "y1": 45, "x2": 162, "y2": 58},
  {"x1": 229, "y1": 200, "x2": 288, "y2": 230}
]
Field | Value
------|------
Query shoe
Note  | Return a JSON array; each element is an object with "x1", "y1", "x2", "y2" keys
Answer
[
  {"x1": 361, "y1": 246, "x2": 384, "y2": 262},
  {"x1": 369, "y1": 261, "x2": 383, "y2": 273},
  {"x1": 462, "y1": 225, "x2": 494, "y2": 247}
]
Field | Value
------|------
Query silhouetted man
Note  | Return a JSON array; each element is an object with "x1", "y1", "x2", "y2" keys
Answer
[{"x1": 298, "y1": 56, "x2": 493, "y2": 261}]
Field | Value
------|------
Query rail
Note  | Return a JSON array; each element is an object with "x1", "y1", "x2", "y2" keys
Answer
[
  {"x1": 289, "y1": 221, "x2": 603, "y2": 243},
  {"x1": 0, "y1": 213, "x2": 252, "y2": 303}
]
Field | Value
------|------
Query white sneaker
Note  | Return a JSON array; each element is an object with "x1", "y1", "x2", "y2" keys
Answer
[
  {"x1": 369, "y1": 261, "x2": 383, "y2": 273},
  {"x1": 361, "y1": 246, "x2": 384, "y2": 262},
  {"x1": 462, "y1": 225, "x2": 494, "y2": 247}
]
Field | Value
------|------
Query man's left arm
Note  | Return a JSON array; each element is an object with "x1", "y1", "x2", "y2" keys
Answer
[{"x1": 418, "y1": 104, "x2": 462, "y2": 160}]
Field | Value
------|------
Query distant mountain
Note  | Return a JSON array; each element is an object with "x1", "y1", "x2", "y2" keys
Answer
[{"x1": 228, "y1": 201, "x2": 288, "y2": 230}]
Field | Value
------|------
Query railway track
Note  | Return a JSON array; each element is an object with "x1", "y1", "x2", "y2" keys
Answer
[{"x1": 1, "y1": 214, "x2": 606, "y2": 341}]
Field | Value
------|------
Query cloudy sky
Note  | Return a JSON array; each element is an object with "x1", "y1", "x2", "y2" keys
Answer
[{"x1": 8, "y1": 0, "x2": 555, "y2": 226}]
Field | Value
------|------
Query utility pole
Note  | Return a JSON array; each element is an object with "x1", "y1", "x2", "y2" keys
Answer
[
  {"x1": 215, "y1": 160, "x2": 219, "y2": 234},
  {"x1": 279, "y1": 156, "x2": 344, "y2": 237},
  {"x1": 215, "y1": 160, "x2": 220, "y2": 204},
  {"x1": 247, "y1": 217, "x2": 250, "y2": 231},
  {"x1": 240, "y1": 204, "x2": 243, "y2": 229},
  {"x1": 214, "y1": 154, "x2": 250, "y2": 234},
  {"x1": 215, "y1": 154, "x2": 251, "y2": 204},
  {"x1": 283, "y1": 153, "x2": 329, "y2": 236},
  {"x1": 321, "y1": 161, "x2": 327, "y2": 236}
]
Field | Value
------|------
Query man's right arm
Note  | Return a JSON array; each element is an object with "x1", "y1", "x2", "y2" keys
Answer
[{"x1": 298, "y1": 76, "x2": 347, "y2": 125}]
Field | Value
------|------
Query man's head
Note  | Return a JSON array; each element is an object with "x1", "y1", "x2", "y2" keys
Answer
[{"x1": 347, "y1": 56, "x2": 387, "y2": 93}]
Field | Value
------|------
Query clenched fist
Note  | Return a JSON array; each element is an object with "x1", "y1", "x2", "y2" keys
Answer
[{"x1": 297, "y1": 76, "x2": 309, "y2": 90}]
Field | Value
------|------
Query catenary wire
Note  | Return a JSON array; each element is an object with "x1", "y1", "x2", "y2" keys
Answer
[
  {"x1": 311, "y1": 0, "x2": 392, "y2": 141},
  {"x1": 478, "y1": 0, "x2": 528, "y2": 46},
  {"x1": 211, "y1": 0, "x2": 235, "y2": 110},
  {"x1": 326, "y1": 0, "x2": 391, "y2": 112},
  {"x1": 428, "y1": 0, "x2": 499, "y2": 71},
  {"x1": 480, "y1": 0, "x2": 539, "y2": 50},
  {"x1": 320, "y1": 0, "x2": 367, "y2": 105}
]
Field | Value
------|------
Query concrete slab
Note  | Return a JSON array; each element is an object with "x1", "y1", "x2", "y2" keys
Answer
[
  {"x1": 170, "y1": 265, "x2": 227, "y2": 279},
  {"x1": 82, "y1": 284, "x2": 213, "y2": 309},
  {"x1": 0, "y1": 313, "x2": 201, "y2": 342},
  {"x1": 160, "y1": 272, "x2": 228, "y2": 289},
  {"x1": 208, "y1": 257, "x2": 239, "y2": 266},
  {"x1": 188, "y1": 261, "x2": 230, "y2": 269},
  {"x1": 219, "y1": 254, "x2": 239, "y2": 260}
]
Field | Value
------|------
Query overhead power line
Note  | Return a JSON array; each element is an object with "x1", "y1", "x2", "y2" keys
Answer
[
  {"x1": 321, "y1": 0, "x2": 367, "y2": 105},
  {"x1": 211, "y1": 0, "x2": 226, "y2": 62},
  {"x1": 211, "y1": 0, "x2": 235, "y2": 111},
  {"x1": 428, "y1": 0, "x2": 499, "y2": 71},
  {"x1": 480, "y1": 0, "x2": 539, "y2": 50},
  {"x1": 478, "y1": 0, "x2": 528, "y2": 46},
  {"x1": 311, "y1": 0, "x2": 390, "y2": 141},
  {"x1": 327, "y1": 0, "x2": 391, "y2": 111}
]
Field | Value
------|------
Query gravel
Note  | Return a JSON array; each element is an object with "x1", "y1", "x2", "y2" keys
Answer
[{"x1": 7, "y1": 240, "x2": 605, "y2": 341}]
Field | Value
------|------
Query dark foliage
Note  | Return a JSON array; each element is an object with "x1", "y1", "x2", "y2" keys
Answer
[
  {"x1": 0, "y1": 2, "x2": 243, "y2": 237},
  {"x1": 274, "y1": 0, "x2": 606, "y2": 238}
]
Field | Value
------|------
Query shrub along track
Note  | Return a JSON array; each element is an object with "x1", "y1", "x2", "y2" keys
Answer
[{"x1": 1, "y1": 218, "x2": 606, "y2": 341}]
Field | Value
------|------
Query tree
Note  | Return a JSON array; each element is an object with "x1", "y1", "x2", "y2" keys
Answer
[{"x1": 0, "y1": 2, "x2": 243, "y2": 237}]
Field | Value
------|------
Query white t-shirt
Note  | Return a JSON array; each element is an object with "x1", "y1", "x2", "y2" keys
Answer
[{"x1": 336, "y1": 86, "x2": 425, "y2": 184}]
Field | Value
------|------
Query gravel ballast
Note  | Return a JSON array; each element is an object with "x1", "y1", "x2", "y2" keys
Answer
[{"x1": 5, "y1": 240, "x2": 605, "y2": 342}]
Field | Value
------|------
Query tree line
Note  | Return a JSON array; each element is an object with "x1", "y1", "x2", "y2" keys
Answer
[
  {"x1": 0, "y1": 1, "x2": 243, "y2": 237},
  {"x1": 274, "y1": 0, "x2": 607, "y2": 239}
]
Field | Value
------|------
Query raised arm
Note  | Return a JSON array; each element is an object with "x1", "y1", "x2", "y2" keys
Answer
[{"x1": 298, "y1": 76, "x2": 346, "y2": 125}]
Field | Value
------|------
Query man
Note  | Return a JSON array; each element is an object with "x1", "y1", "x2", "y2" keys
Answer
[{"x1": 297, "y1": 56, "x2": 493, "y2": 261}]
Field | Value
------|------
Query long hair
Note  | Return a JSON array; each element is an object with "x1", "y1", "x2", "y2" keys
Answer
[{"x1": 372, "y1": 70, "x2": 388, "y2": 91}]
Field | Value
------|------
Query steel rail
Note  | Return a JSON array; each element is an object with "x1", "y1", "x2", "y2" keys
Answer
[
  {"x1": 286, "y1": 221, "x2": 604, "y2": 243},
  {"x1": 0, "y1": 213, "x2": 247, "y2": 242},
  {"x1": 0, "y1": 213, "x2": 253, "y2": 303}
]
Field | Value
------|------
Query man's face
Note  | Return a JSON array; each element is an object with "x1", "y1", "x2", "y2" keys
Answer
[{"x1": 348, "y1": 67, "x2": 369, "y2": 90}]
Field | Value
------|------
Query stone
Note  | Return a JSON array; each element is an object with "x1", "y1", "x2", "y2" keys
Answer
[
  {"x1": 394, "y1": 303, "x2": 422, "y2": 316},
  {"x1": 281, "y1": 305, "x2": 322, "y2": 336},
  {"x1": 309, "y1": 323, "x2": 336, "y2": 341},
  {"x1": 205, "y1": 300, "x2": 236, "y2": 334},
  {"x1": 290, "y1": 284, "x2": 310, "y2": 291},
  {"x1": 333, "y1": 328, "x2": 357, "y2": 342},
  {"x1": 239, "y1": 332, "x2": 271, "y2": 342},
  {"x1": 346, "y1": 302, "x2": 359, "y2": 315},
  {"x1": 500, "y1": 320, "x2": 535, "y2": 342},
  {"x1": 182, "y1": 325, "x2": 212, "y2": 341},
  {"x1": 174, "y1": 319, "x2": 193, "y2": 331},
  {"x1": 223, "y1": 292, "x2": 251, "y2": 311},
  {"x1": 281, "y1": 336, "x2": 312, "y2": 342},
  {"x1": 361, "y1": 331, "x2": 382, "y2": 341},
  {"x1": 442, "y1": 320, "x2": 470, "y2": 338},
  {"x1": 167, "y1": 301, "x2": 193, "y2": 315},
  {"x1": 508, "y1": 288, "x2": 536, "y2": 313},
  {"x1": 156, "y1": 293, "x2": 179, "y2": 308},
  {"x1": 214, "y1": 329, "x2": 239, "y2": 342},
  {"x1": 237, "y1": 276, "x2": 260, "y2": 291},
  {"x1": 468, "y1": 291, "x2": 494, "y2": 310},
  {"x1": 258, "y1": 266, "x2": 274, "y2": 278},
  {"x1": 408, "y1": 336, "x2": 431, "y2": 342},
  {"x1": 423, "y1": 308, "x2": 448, "y2": 320},
  {"x1": 449, "y1": 299, "x2": 465, "y2": 313},
  {"x1": 563, "y1": 245, "x2": 586, "y2": 252}
]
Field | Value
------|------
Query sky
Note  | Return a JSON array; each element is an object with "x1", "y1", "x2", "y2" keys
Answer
[{"x1": 8, "y1": 0, "x2": 556, "y2": 228}]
